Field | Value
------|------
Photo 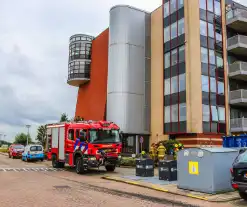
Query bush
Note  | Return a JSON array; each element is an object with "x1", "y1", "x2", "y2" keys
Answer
[{"x1": 120, "y1": 157, "x2": 136, "y2": 166}]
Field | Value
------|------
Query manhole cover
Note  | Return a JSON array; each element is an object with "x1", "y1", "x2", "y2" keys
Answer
[{"x1": 53, "y1": 185, "x2": 71, "y2": 189}]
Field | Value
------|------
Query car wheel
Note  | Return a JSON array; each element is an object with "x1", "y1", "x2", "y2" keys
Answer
[
  {"x1": 105, "y1": 165, "x2": 116, "y2": 172},
  {"x1": 239, "y1": 192, "x2": 247, "y2": 201},
  {"x1": 40, "y1": 159, "x2": 44, "y2": 162}
]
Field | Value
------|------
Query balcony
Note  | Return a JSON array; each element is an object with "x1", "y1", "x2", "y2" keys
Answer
[
  {"x1": 226, "y1": 8, "x2": 247, "y2": 33},
  {"x1": 228, "y1": 61, "x2": 247, "y2": 81},
  {"x1": 67, "y1": 74, "x2": 90, "y2": 87},
  {"x1": 230, "y1": 118, "x2": 247, "y2": 132},
  {"x1": 230, "y1": 89, "x2": 247, "y2": 106},
  {"x1": 227, "y1": 35, "x2": 247, "y2": 56}
]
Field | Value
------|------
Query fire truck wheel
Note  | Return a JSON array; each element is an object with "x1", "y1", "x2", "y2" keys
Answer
[
  {"x1": 105, "y1": 165, "x2": 116, "y2": 172},
  {"x1": 52, "y1": 154, "x2": 59, "y2": 168},
  {"x1": 59, "y1": 162, "x2": 65, "y2": 168},
  {"x1": 75, "y1": 157, "x2": 86, "y2": 174}
]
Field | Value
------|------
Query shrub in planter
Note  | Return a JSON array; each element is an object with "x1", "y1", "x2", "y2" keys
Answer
[{"x1": 156, "y1": 139, "x2": 184, "y2": 160}]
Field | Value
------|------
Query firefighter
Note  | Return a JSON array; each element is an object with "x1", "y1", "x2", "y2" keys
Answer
[
  {"x1": 157, "y1": 143, "x2": 166, "y2": 161},
  {"x1": 149, "y1": 143, "x2": 156, "y2": 161}
]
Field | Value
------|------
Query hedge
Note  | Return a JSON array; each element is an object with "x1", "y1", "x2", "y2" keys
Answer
[
  {"x1": 120, "y1": 157, "x2": 136, "y2": 166},
  {"x1": 0, "y1": 148, "x2": 8, "y2": 153}
]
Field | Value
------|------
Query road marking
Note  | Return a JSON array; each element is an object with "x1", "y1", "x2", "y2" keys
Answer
[{"x1": 0, "y1": 167, "x2": 65, "y2": 172}]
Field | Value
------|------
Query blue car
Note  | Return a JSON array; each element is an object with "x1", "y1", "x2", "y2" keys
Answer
[{"x1": 22, "y1": 145, "x2": 44, "y2": 162}]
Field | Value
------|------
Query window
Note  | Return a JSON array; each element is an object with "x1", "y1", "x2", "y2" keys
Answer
[
  {"x1": 171, "y1": 22, "x2": 178, "y2": 40},
  {"x1": 218, "y1": 107, "x2": 225, "y2": 122},
  {"x1": 200, "y1": 0, "x2": 206, "y2": 10},
  {"x1": 165, "y1": 52, "x2": 170, "y2": 69},
  {"x1": 208, "y1": 23, "x2": 214, "y2": 38},
  {"x1": 170, "y1": 0, "x2": 177, "y2": 14},
  {"x1": 164, "y1": 27, "x2": 170, "y2": 43},
  {"x1": 211, "y1": 106, "x2": 218, "y2": 121},
  {"x1": 214, "y1": 0, "x2": 221, "y2": 16},
  {"x1": 171, "y1": 104, "x2": 178, "y2": 122},
  {"x1": 203, "y1": 104, "x2": 210, "y2": 121},
  {"x1": 218, "y1": 81, "x2": 224, "y2": 95},
  {"x1": 164, "y1": 2, "x2": 170, "y2": 18},
  {"x1": 178, "y1": 18, "x2": 185, "y2": 36},
  {"x1": 127, "y1": 136, "x2": 134, "y2": 147},
  {"x1": 200, "y1": 20, "x2": 207, "y2": 36},
  {"x1": 210, "y1": 77, "x2": 216, "y2": 93},
  {"x1": 201, "y1": 47, "x2": 208, "y2": 64},
  {"x1": 209, "y1": 49, "x2": 215, "y2": 65},
  {"x1": 77, "y1": 129, "x2": 87, "y2": 142},
  {"x1": 171, "y1": 76, "x2": 178, "y2": 94},
  {"x1": 216, "y1": 52, "x2": 223, "y2": 68},
  {"x1": 164, "y1": 79, "x2": 170, "y2": 95},
  {"x1": 179, "y1": 103, "x2": 186, "y2": 121},
  {"x1": 216, "y1": 33, "x2": 222, "y2": 42},
  {"x1": 178, "y1": 0, "x2": 184, "y2": 9},
  {"x1": 68, "y1": 129, "x2": 74, "y2": 140},
  {"x1": 165, "y1": 106, "x2": 170, "y2": 123},
  {"x1": 171, "y1": 49, "x2": 178, "y2": 66},
  {"x1": 179, "y1": 45, "x2": 185, "y2": 63},
  {"x1": 179, "y1": 73, "x2": 186, "y2": 92},
  {"x1": 208, "y1": 0, "x2": 213, "y2": 12},
  {"x1": 201, "y1": 75, "x2": 209, "y2": 92},
  {"x1": 30, "y1": 146, "x2": 43, "y2": 151}
]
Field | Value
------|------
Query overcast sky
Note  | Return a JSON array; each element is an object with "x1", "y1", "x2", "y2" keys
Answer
[
  {"x1": 0, "y1": 0, "x2": 246, "y2": 142},
  {"x1": 0, "y1": 0, "x2": 161, "y2": 142}
]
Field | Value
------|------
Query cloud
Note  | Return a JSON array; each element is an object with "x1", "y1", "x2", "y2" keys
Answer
[{"x1": 0, "y1": 0, "x2": 161, "y2": 142}]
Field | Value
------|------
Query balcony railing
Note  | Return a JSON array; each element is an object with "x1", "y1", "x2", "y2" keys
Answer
[
  {"x1": 230, "y1": 89, "x2": 247, "y2": 106},
  {"x1": 228, "y1": 61, "x2": 247, "y2": 81},
  {"x1": 226, "y1": 8, "x2": 247, "y2": 33},
  {"x1": 230, "y1": 118, "x2": 247, "y2": 132},
  {"x1": 228, "y1": 35, "x2": 247, "y2": 56}
]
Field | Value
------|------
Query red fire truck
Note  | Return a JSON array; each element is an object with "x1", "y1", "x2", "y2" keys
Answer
[{"x1": 46, "y1": 120, "x2": 122, "y2": 174}]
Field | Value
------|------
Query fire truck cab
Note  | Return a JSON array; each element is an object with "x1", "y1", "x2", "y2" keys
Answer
[{"x1": 47, "y1": 120, "x2": 122, "y2": 174}]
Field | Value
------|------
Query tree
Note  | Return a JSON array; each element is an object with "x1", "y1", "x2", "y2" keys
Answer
[
  {"x1": 60, "y1": 113, "x2": 69, "y2": 122},
  {"x1": 36, "y1": 125, "x2": 47, "y2": 148},
  {"x1": 14, "y1": 133, "x2": 32, "y2": 146},
  {"x1": 74, "y1": 116, "x2": 84, "y2": 122}
]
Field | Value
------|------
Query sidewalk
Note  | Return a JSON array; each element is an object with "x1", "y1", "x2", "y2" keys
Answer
[{"x1": 102, "y1": 175, "x2": 240, "y2": 203}]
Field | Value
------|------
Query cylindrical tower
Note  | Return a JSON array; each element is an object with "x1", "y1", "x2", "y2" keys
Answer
[{"x1": 67, "y1": 34, "x2": 94, "y2": 86}]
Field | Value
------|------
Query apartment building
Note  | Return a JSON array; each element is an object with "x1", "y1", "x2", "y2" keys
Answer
[{"x1": 67, "y1": 0, "x2": 247, "y2": 153}]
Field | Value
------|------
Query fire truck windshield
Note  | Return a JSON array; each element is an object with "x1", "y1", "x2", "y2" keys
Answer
[{"x1": 89, "y1": 129, "x2": 120, "y2": 144}]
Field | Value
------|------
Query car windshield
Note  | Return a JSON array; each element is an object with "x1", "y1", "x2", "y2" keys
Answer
[
  {"x1": 234, "y1": 150, "x2": 247, "y2": 164},
  {"x1": 89, "y1": 129, "x2": 120, "y2": 144},
  {"x1": 13, "y1": 145, "x2": 24, "y2": 149},
  {"x1": 30, "y1": 146, "x2": 43, "y2": 151}
]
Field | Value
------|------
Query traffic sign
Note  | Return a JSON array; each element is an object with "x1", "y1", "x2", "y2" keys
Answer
[{"x1": 140, "y1": 136, "x2": 144, "y2": 143}]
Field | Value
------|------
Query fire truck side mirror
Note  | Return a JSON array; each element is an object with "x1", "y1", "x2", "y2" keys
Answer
[{"x1": 120, "y1": 131, "x2": 123, "y2": 141}]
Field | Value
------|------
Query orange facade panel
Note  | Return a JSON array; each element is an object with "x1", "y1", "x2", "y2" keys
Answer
[{"x1": 75, "y1": 29, "x2": 109, "y2": 120}]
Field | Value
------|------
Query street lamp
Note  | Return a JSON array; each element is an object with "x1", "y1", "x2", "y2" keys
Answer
[{"x1": 26, "y1": 125, "x2": 31, "y2": 146}]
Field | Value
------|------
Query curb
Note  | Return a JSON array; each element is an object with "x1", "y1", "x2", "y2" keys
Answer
[{"x1": 101, "y1": 176, "x2": 239, "y2": 203}]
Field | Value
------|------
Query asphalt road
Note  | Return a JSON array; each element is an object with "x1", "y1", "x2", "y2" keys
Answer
[{"x1": 0, "y1": 154, "x2": 246, "y2": 207}]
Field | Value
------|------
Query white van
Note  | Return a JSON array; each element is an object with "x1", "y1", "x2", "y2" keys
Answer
[{"x1": 22, "y1": 144, "x2": 44, "y2": 162}]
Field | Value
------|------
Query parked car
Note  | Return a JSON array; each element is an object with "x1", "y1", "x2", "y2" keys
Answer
[
  {"x1": 231, "y1": 148, "x2": 247, "y2": 201},
  {"x1": 8, "y1": 144, "x2": 25, "y2": 159},
  {"x1": 22, "y1": 145, "x2": 44, "y2": 162}
]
